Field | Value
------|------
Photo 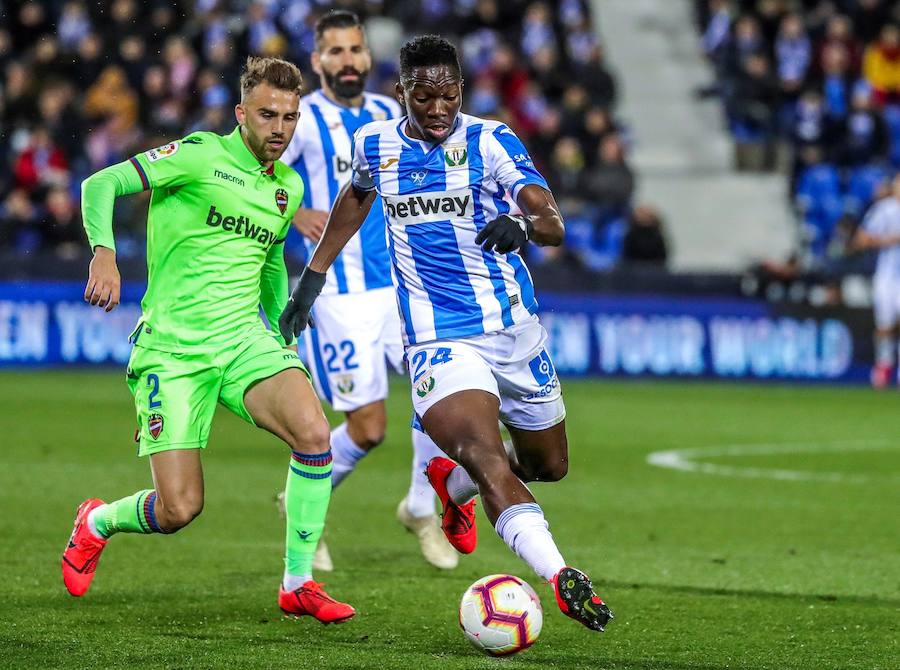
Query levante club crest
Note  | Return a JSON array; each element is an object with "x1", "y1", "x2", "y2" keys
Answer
[
  {"x1": 275, "y1": 188, "x2": 288, "y2": 214},
  {"x1": 148, "y1": 413, "x2": 164, "y2": 440}
]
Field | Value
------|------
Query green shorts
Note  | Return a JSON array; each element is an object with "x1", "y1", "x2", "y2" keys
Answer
[{"x1": 126, "y1": 328, "x2": 308, "y2": 457}]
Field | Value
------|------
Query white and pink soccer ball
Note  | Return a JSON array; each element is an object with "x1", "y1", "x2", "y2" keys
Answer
[{"x1": 458, "y1": 574, "x2": 543, "y2": 656}]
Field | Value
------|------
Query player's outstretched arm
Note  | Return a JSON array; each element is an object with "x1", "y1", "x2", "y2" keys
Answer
[
  {"x1": 475, "y1": 184, "x2": 564, "y2": 254},
  {"x1": 80, "y1": 160, "x2": 146, "y2": 311},
  {"x1": 309, "y1": 182, "x2": 377, "y2": 272},
  {"x1": 278, "y1": 183, "x2": 376, "y2": 343},
  {"x1": 851, "y1": 227, "x2": 900, "y2": 251}
]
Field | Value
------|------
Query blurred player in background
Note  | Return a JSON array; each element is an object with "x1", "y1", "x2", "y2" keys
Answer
[
  {"x1": 852, "y1": 173, "x2": 900, "y2": 388},
  {"x1": 280, "y1": 35, "x2": 613, "y2": 632},
  {"x1": 62, "y1": 57, "x2": 355, "y2": 624},
  {"x1": 279, "y1": 11, "x2": 456, "y2": 571}
]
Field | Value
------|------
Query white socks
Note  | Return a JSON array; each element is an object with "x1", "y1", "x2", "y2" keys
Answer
[
  {"x1": 406, "y1": 428, "x2": 442, "y2": 518},
  {"x1": 283, "y1": 572, "x2": 312, "y2": 591},
  {"x1": 329, "y1": 422, "x2": 367, "y2": 488},
  {"x1": 494, "y1": 503, "x2": 566, "y2": 582},
  {"x1": 447, "y1": 465, "x2": 479, "y2": 504}
]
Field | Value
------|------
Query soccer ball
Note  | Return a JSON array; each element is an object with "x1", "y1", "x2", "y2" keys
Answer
[{"x1": 458, "y1": 574, "x2": 543, "y2": 656}]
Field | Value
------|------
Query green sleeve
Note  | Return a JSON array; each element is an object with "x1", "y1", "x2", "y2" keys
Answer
[
  {"x1": 260, "y1": 240, "x2": 289, "y2": 346},
  {"x1": 132, "y1": 136, "x2": 208, "y2": 190},
  {"x1": 81, "y1": 159, "x2": 146, "y2": 252}
]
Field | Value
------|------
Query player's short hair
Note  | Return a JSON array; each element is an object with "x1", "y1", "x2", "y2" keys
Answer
[
  {"x1": 399, "y1": 35, "x2": 461, "y2": 85},
  {"x1": 314, "y1": 10, "x2": 364, "y2": 50},
  {"x1": 239, "y1": 56, "x2": 303, "y2": 99}
]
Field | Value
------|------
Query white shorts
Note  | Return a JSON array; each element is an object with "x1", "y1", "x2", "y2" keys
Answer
[
  {"x1": 873, "y1": 275, "x2": 900, "y2": 329},
  {"x1": 406, "y1": 317, "x2": 566, "y2": 431},
  {"x1": 303, "y1": 287, "x2": 404, "y2": 412}
]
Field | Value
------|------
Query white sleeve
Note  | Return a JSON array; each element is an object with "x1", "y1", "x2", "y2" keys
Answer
[
  {"x1": 487, "y1": 125, "x2": 549, "y2": 200},
  {"x1": 351, "y1": 129, "x2": 376, "y2": 192}
]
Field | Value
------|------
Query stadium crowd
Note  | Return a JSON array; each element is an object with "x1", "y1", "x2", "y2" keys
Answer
[
  {"x1": 697, "y1": 0, "x2": 900, "y2": 274},
  {"x1": 0, "y1": 0, "x2": 666, "y2": 271}
]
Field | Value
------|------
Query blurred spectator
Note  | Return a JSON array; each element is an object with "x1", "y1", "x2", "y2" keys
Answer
[
  {"x1": 701, "y1": 0, "x2": 731, "y2": 65},
  {"x1": 580, "y1": 134, "x2": 635, "y2": 218},
  {"x1": 84, "y1": 66, "x2": 139, "y2": 130},
  {"x1": 790, "y1": 89, "x2": 832, "y2": 151},
  {"x1": 57, "y1": 2, "x2": 92, "y2": 51},
  {"x1": 0, "y1": 189, "x2": 41, "y2": 250},
  {"x1": 41, "y1": 187, "x2": 83, "y2": 259},
  {"x1": 819, "y1": 43, "x2": 852, "y2": 121},
  {"x1": 546, "y1": 136, "x2": 585, "y2": 202},
  {"x1": 13, "y1": 127, "x2": 69, "y2": 194},
  {"x1": 837, "y1": 87, "x2": 889, "y2": 167},
  {"x1": 862, "y1": 24, "x2": 900, "y2": 105},
  {"x1": 850, "y1": 0, "x2": 893, "y2": 44},
  {"x1": 622, "y1": 205, "x2": 668, "y2": 267},
  {"x1": 572, "y1": 45, "x2": 617, "y2": 108},
  {"x1": 775, "y1": 13, "x2": 811, "y2": 97},
  {"x1": 815, "y1": 15, "x2": 862, "y2": 74}
]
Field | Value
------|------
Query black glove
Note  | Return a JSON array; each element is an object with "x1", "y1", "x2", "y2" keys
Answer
[
  {"x1": 474, "y1": 214, "x2": 532, "y2": 253},
  {"x1": 279, "y1": 266, "x2": 327, "y2": 344}
]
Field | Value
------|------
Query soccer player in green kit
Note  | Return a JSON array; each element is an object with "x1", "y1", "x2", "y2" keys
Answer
[{"x1": 61, "y1": 57, "x2": 355, "y2": 624}]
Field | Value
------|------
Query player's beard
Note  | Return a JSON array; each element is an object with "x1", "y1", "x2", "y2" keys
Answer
[{"x1": 324, "y1": 67, "x2": 368, "y2": 100}]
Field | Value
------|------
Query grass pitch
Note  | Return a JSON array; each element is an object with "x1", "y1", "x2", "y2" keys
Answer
[{"x1": 0, "y1": 372, "x2": 897, "y2": 669}]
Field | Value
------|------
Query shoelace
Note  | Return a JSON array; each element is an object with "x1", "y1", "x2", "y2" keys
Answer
[{"x1": 301, "y1": 582, "x2": 338, "y2": 604}]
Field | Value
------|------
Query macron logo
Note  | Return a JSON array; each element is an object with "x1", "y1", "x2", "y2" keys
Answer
[
  {"x1": 214, "y1": 170, "x2": 245, "y2": 187},
  {"x1": 382, "y1": 189, "x2": 474, "y2": 225}
]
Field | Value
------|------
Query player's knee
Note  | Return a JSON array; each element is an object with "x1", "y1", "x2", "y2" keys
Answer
[
  {"x1": 538, "y1": 459, "x2": 568, "y2": 482},
  {"x1": 352, "y1": 420, "x2": 386, "y2": 451},
  {"x1": 288, "y1": 414, "x2": 331, "y2": 455},
  {"x1": 159, "y1": 497, "x2": 203, "y2": 532}
]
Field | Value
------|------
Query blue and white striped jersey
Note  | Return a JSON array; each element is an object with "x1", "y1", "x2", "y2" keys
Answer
[
  {"x1": 282, "y1": 89, "x2": 402, "y2": 295},
  {"x1": 351, "y1": 112, "x2": 549, "y2": 346}
]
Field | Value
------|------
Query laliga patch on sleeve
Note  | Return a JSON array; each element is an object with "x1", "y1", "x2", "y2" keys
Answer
[{"x1": 145, "y1": 142, "x2": 180, "y2": 162}]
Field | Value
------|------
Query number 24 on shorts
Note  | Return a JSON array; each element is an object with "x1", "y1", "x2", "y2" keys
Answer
[{"x1": 410, "y1": 347, "x2": 452, "y2": 381}]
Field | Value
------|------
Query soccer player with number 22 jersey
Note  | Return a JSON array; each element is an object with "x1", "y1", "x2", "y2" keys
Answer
[{"x1": 280, "y1": 35, "x2": 614, "y2": 633}]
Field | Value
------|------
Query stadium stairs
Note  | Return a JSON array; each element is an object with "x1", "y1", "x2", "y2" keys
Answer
[{"x1": 591, "y1": 0, "x2": 795, "y2": 272}]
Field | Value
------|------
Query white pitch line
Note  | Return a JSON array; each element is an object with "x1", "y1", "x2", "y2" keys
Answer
[{"x1": 646, "y1": 440, "x2": 899, "y2": 483}]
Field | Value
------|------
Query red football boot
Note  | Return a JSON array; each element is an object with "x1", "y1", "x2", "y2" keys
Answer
[
  {"x1": 62, "y1": 498, "x2": 108, "y2": 597},
  {"x1": 552, "y1": 567, "x2": 614, "y2": 632},
  {"x1": 278, "y1": 582, "x2": 356, "y2": 624},
  {"x1": 425, "y1": 457, "x2": 477, "y2": 554}
]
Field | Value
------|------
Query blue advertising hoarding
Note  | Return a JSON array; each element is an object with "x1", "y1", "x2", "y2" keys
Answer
[
  {"x1": 538, "y1": 294, "x2": 869, "y2": 383},
  {"x1": 0, "y1": 281, "x2": 873, "y2": 383}
]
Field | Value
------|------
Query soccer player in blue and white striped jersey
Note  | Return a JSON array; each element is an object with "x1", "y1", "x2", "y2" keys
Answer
[
  {"x1": 281, "y1": 35, "x2": 613, "y2": 633},
  {"x1": 279, "y1": 12, "x2": 457, "y2": 572}
]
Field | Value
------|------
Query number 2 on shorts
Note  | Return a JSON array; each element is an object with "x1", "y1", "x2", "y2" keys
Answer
[{"x1": 147, "y1": 373, "x2": 162, "y2": 409}]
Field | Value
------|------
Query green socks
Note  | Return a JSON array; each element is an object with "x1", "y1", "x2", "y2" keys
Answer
[
  {"x1": 284, "y1": 450, "x2": 333, "y2": 583},
  {"x1": 90, "y1": 490, "x2": 164, "y2": 538}
]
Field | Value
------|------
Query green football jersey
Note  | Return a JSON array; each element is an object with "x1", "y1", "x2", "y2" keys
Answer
[{"x1": 124, "y1": 127, "x2": 303, "y2": 351}]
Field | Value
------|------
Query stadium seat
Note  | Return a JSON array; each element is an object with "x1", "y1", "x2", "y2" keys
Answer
[{"x1": 844, "y1": 164, "x2": 889, "y2": 216}]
